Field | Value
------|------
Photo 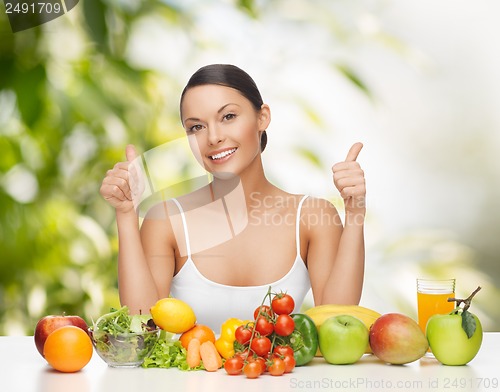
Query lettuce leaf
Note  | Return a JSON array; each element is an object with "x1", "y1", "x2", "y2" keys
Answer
[{"x1": 142, "y1": 332, "x2": 203, "y2": 370}]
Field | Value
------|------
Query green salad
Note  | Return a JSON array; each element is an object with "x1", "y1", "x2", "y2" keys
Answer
[
  {"x1": 142, "y1": 337, "x2": 195, "y2": 370},
  {"x1": 90, "y1": 306, "x2": 160, "y2": 365},
  {"x1": 90, "y1": 306, "x2": 199, "y2": 369}
]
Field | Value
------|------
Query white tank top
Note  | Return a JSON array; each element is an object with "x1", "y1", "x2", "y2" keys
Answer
[{"x1": 169, "y1": 195, "x2": 311, "y2": 331}]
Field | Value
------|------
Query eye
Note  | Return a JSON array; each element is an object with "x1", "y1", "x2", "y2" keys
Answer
[
  {"x1": 188, "y1": 124, "x2": 204, "y2": 133},
  {"x1": 223, "y1": 113, "x2": 236, "y2": 121}
]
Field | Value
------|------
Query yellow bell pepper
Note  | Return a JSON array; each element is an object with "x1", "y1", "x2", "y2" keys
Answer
[{"x1": 214, "y1": 318, "x2": 250, "y2": 359}]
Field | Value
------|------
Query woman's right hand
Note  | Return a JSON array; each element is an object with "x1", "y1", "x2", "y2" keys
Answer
[{"x1": 100, "y1": 144, "x2": 143, "y2": 214}]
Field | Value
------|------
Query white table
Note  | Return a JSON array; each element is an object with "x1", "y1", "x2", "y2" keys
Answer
[{"x1": 2, "y1": 334, "x2": 499, "y2": 392}]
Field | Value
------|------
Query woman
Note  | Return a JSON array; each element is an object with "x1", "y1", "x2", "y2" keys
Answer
[{"x1": 100, "y1": 64, "x2": 366, "y2": 331}]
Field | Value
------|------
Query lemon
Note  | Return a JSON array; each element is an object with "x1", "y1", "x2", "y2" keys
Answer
[{"x1": 150, "y1": 298, "x2": 196, "y2": 333}]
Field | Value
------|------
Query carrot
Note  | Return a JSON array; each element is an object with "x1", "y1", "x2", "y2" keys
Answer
[
  {"x1": 200, "y1": 341, "x2": 222, "y2": 371},
  {"x1": 186, "y1": 338, "x2": 201, "y2": 368}
]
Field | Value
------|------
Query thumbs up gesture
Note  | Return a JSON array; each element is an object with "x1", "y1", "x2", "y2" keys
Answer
[
  {"x1": 100, "y1": 144, "x2": 145, "y2": 213},
  {"x1": 125, "y1": 144, "x2": 137, "y2": 163},
  {"x1": 331, "y1": 142, "x2": 366, "y2": 215}
]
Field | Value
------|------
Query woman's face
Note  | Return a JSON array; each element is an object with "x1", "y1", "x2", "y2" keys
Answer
[{"x1": 181, "y1": 84, "x2": 270, "y2": 177}]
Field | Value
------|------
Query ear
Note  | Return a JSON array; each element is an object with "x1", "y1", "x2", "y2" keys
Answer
[{"x1": 258, "y1": 104, "x2": 271, "y2": 131}]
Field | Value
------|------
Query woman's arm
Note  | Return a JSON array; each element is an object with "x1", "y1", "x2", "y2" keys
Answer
[
  {"x1": 305, "y1": 199, "x2": 364, "y2": 305},
  {"x1": 100, "y1": 145, "x2": 175, "y2": 314},
  {"x1": 116, "y1": 210, "x2": 160, "y2": 313},
  {"x1": 321, "y1": 210, "x2": 365, "y2": 304},
  {"x1": 117, "y1": 203, "x2": 176, "y2": 314},
  {"x1": 306, "y1": 143, "x2": 366, "y2": 305}
]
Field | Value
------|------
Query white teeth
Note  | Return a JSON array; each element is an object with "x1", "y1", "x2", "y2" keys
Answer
[{"x1": 210, "y1": 148, "x2": 236, "y2": 160}]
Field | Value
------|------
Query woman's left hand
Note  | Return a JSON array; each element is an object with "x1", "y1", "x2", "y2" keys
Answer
[{"x1": 332, "y1": 142, "x2": 366, "y2": 217}]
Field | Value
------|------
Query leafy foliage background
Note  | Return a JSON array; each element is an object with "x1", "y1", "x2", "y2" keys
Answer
[{"x1": 1, "y1": 0, "x2": 499, "y2": 334}]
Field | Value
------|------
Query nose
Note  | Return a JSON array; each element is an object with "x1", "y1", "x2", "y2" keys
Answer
[{"x1": 207, "y1": 123, "x2": 225, "y2": 146}]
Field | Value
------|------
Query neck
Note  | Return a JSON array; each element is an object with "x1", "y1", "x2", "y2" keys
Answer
[{"x1": 209, "y1": 155, "x2": 275, "y2": 206}]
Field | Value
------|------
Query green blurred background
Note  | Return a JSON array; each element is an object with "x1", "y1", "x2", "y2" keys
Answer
[{"x1": 1, "y1": 0, "x2": 499, "y2": 335}]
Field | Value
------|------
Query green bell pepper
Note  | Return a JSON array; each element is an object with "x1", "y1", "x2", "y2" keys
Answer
[{"x1": 290, "y1": 313, "x2": 319, "y2": 366}]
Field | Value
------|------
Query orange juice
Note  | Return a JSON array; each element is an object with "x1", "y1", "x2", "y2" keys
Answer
[{"x1": 417, "y1": 291, "x2": 455, "y2": 332}]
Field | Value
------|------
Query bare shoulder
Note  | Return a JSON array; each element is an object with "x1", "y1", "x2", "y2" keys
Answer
[
  {"x1": 301, "y1": 196, "x2": 340, "y2": 217},
  {"x1": 140, "y1": 200, "x2": 179, "y2": 248},
  {"x1": 300, "y1": 196, "x2": 342, "y2": 232}
]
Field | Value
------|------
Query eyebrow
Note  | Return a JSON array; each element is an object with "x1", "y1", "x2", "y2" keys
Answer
[
  {"x1": 217, "y1": 103, "x2": 239, "y2": 113},
  {"x1": 183, "y1": 103, "x2": 240, "y2": 123}
]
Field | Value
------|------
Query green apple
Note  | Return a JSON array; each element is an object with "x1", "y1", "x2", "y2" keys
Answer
[
  {"x1": 426, "y1": 310, "x2": 483, "y2": 366},
  {"x1": 318, "y1": 315, "x2": 368, "y2": 364}
]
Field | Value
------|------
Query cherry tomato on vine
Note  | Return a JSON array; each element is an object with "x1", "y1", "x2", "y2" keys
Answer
[
  {"x1": 235, "y1": 325, "x2": 253, "y2": 345},
  {"x1": 268, "y1": 356, "x2": 286, "y2": 376},
  {"x1": 255, "y1": 316, "x2": 274, "y2": 337},
  {"x1": 234, "y1": 349, "x2": 251, "y2": 361},
  {"x1": 274, "y1": 314, "x2": 295, "y2": 336},
  {"x1": 274, "y1": 345, "x2": 294, "y2": 358},
  {"x1": 271, "y1": 293, "x2": 295, "y2": 315},
  {"x1": 224, "y1": 356, "x2": 244, "y2": 375},
  {"x1": 249, "y1": 355, "x2": 267, "y2": 373},
  {"x1": 253, "y1": 305, "x2": 274, "y2": 319},
  {"x1": 283, "y1": 353, "x2": 296, "y2": 373},
  {"x1": 250, "y1": 336, "x2": 272, "y2": 357},
  {"x1": 243, "y1": 361, "x2": 262, "y2": 379},
  {"x1": 234, "y1": 347, "x2": 252, "y2": 360}
]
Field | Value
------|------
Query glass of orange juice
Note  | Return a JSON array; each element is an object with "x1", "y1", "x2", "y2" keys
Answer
[{"x1": 417, "y1": 278, "x2": 456, "y2": 334}]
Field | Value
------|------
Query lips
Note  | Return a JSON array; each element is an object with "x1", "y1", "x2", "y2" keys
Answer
[{"x1": 209, "y1": 148, "x2": 237, "y2": 161}]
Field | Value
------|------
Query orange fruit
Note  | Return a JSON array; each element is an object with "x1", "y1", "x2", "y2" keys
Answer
[
  {"x1": 43, "y1": 325, "x2": 93, "y2": 372},
  {"x1": 179, "y1": 324, "x2": 216, "y2": 350}
]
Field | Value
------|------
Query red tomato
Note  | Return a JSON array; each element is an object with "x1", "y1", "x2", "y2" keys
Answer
[
  {"x1": 235, "y1": 325, "x2": 253, "y2": 345},
  {"x1": 224, "y1": 356, "x2": 244, "y2": 375},
  {"x1": 253, "y1": 305, "x2": 273, "y2": 319},
  {"x1": 249, "y1": 355, "x2": 267, "y2": 373},
  {"x1": 234, "y1": 349, "x2": 251, "y2": 361},
  {"x1": 255, "y1": 316, "x2": 274, "y2": 337},
  {"x1": 274, "y1": 314, "x2": 295, "y2": 336},
  {"x1": 243, "y1": 361, "x2": 262, "y2": 379},
  {"x1": 236, "y1": 348, "x2": 250, "y2": 357},
  {"x1": 273, "y1": 345, "x2": 294, "y2": 358},
  {"x1": 271, "y1": 293, "x2": 295, "y2": 315},
  {"x1": 268, "y1": 357, "x2": 286, "y2": 376},
  {"x1": 245, "y1": 354, "x2": 267, "y2": 373},
  {"x1": 283, "y1": 354, "x2": 296, "y2": 373},
  {"x1": 250, "y1": 336, "x2": 272, "y2": 357}
]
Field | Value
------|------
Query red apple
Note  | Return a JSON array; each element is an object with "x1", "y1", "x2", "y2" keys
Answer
[
  {"x1": 34, "y1": 314, "x2": 89, "y2": 357},
  {"x1": 369, "y1": 313, "x2": 429, "y2": 365}
]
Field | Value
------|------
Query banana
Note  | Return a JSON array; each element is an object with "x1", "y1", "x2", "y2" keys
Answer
[{"x1": 304, "y1": 304, "x2": 382, "y2": 355}]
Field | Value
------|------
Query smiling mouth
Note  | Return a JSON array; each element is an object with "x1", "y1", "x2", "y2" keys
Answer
[{"x1": 209, "y1": 148, "x2": 237, "y2": 160}]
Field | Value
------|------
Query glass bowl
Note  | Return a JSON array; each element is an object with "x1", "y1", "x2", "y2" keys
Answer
[{"x1": 89, "y1": 328, "x2": 160, "y2": 368}]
